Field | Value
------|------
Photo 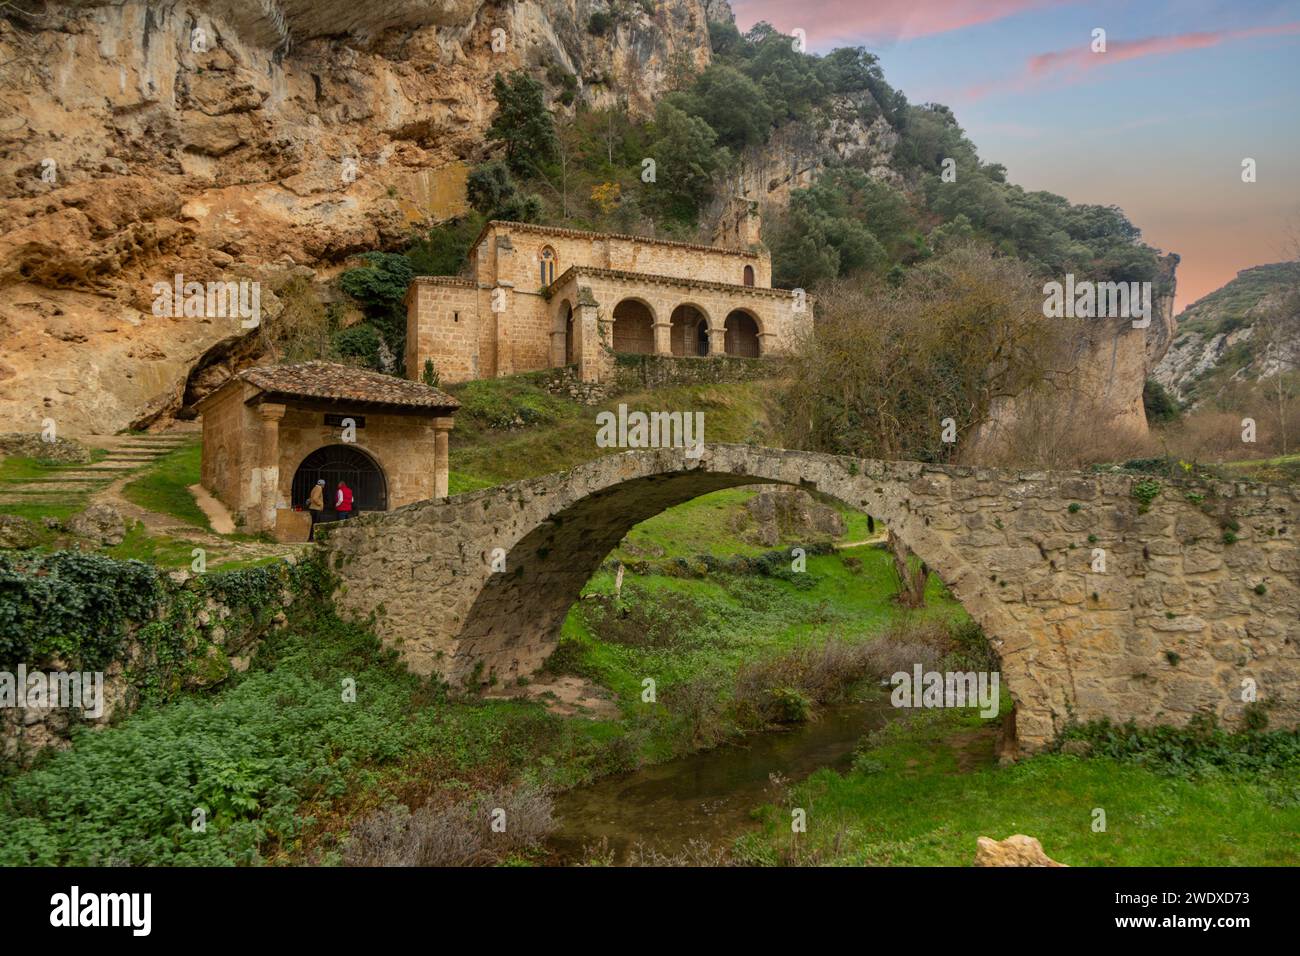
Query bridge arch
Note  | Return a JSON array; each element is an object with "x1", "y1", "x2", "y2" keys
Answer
[{"x1": 320, "y1": 445, "x2": 1299, "y2": 754}]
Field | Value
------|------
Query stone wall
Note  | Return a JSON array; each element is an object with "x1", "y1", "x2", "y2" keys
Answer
[
  {"x1": 474, "y1": 222, "x2": 769, "y2": 294},
  {"x1": 320, "y1": 444, "x2": 1300, "y2": 754},
  {"x1": 1, "y1": 555, "x2": 319, "y2": 765},
  {"x1": 404, "y1": 277, "x2": 481, "y2": 384},
  {"x1": 611, "y1": 353, "x2": 769, "y2": 390}
]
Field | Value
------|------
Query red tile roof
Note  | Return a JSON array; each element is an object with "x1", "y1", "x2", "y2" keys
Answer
[{"x1": 237, "y1": 361, "x2": 459, "y2": 412}]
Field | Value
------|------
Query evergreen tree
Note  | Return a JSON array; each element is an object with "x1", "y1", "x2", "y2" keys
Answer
[{"x1": 487, "y1": 71, "x2": 559, "y2": 175}]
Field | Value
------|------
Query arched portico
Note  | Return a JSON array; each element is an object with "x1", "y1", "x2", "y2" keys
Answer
[
  {"x1": 724, "y1": 309, "x2": 761, "y2": 357},
  {"x1": 611, "y1": 298, "x2": 656, "y2": 354},
  {"x1": 669, "y1": 303, "x2": 711, "y2": 356}
]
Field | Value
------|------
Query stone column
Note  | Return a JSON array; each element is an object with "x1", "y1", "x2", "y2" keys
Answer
[
  {"x1": 575, "y1": 286, "x2": 608, "y2": 383},
  {"x1": 652, "y1": 320, "x2": 672, "y2": 356},
  {"x1": 709, "y1": 326, "x2": 727, "y2": 357},
  {"x1": 550, "y1": 329, "x2": 568, "y2": 367},
  {"x1": 257, "y1": 402, "x2": 287, "y2": 532},
  {"x1": 433, "y1": 416, "x2": 454, "y2": 498}
]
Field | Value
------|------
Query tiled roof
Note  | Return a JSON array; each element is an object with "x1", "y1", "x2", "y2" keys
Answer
[{"x1": 238, "y1": 361, "x2": 459, "y2": 411}]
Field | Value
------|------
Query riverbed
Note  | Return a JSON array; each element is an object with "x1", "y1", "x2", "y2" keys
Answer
[{"x1": 548, "y1": 694, "x2": 896, "y2": 864}]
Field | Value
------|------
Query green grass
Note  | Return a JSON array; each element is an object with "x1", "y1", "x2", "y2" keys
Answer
[
  {"x1": 448, "y1": 378, "x2": 779, "y2": 487},
  {"x1": 734, "y1": 708, "x2": 1300, "y2": 866},
  {"x1": 0, "y1": 453, "x2": 108, "y2": 522},
  {"x1": 120, "y1": 441, "x2": 208, "y2": 529},
  {"x1": 1218, "y1": 453, "x2": 1300, "y2": 483},
  {"x1": 101, "y1": 523, "x2": 284, "y2": 572},
  {"x1": 611, "y1": 488, "x2": 876, "y2": 562},
  {"x1": 552, "y1": 543, "x2": 962, "y2": 718}
]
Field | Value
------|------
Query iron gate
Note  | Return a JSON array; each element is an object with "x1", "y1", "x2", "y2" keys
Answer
[{"x1": 291, "y1": 444, "x2": 388, "y2": 514}]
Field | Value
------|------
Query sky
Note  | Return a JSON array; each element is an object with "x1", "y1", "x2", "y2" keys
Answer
[{"x1": 729, "y1": 0, "x2": 1300, "y2": 312}]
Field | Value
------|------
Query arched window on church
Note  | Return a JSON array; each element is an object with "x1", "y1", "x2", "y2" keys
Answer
[
  {"x1": 540, "y1": 247, "x2": 557, "y2": 286},
  {"x1": 743, "y1": 264, "x2": 755, "y2": 286}
]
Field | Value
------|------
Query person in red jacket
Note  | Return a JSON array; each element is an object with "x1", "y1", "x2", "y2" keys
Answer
[{"x1": 335, "y1": 480, "x2": 354, "y2": 519}]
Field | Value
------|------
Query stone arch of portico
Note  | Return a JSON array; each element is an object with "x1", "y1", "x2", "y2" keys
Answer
[
  {"x1": 551, "y1": 297, "x2": 575, "y2": 366},
  {"x1": 669, "y1": 302, "x2": 713, "y2": 356},
  {"x1": 723, "y1": 307, "x2": 763, "y2": 357},
  {"x1": 611, "y1": 297, "x2": 657, "y2": 355}
]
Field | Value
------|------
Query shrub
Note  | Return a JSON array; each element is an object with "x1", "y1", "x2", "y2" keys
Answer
[
  {"x1": 1055, "y1": 715, "x2": 1300, "y2": 778},
  {"x1": 342, "y1": 785, "x2": 554, "y2": 866}
]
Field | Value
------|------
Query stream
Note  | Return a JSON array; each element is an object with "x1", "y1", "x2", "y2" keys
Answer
[{"x1": 548, "y1": 694, "x2": 897, "y2": 863}]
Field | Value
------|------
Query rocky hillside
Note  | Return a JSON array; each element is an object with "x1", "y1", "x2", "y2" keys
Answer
[
  {"x1": 0, "y1": 0, "x2": 1180, "y2": 447},
  {"x1": 1153, "y1": 261, "x2": 1300, "y2": 407},
  {"x1": 0, "y1": 0, "x2": 712, "y2": 435}
]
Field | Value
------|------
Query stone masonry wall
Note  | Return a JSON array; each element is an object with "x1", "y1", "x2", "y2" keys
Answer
[
  {"x1": 405, "y1": 277, "x2": 481, "y2": 384},
  {"x1": 319, "y1": 445, "x2": 1299, "y2": 753}
]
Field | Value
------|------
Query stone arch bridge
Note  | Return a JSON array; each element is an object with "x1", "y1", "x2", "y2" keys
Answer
[{"x1": 319, "y1": 445, "x2": 1298, "y2": 752}]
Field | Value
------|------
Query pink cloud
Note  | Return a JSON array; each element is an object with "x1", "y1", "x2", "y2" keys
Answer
[
  {"x1": 730, "y1": 0, "x2": 1065, "y2": 44},
  {"x1": 965, "y1": 21, "x2": 1300, "y2": 100}
]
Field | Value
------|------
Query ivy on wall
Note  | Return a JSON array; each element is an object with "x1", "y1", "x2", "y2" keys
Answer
[{"x1": 0, "y1": 552, "x2": 333, "y2": 704}]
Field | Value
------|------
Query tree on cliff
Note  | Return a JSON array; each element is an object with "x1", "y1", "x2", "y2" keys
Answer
[
  {"x1": 647, "y1": 101, "x2": 727, "y2": 224},
  {"x1": 487, "y1": 71, "x2": 559, "y2": 176},
  {"x1": 466, "y1": 161, "x2": 542, "y2": 222}
]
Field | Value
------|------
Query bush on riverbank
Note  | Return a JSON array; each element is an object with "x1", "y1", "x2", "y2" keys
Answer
[{"x1": 342, "y1": 785, "x2": 554, "y2": 866}]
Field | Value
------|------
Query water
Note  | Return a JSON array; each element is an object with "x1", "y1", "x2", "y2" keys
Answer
[{"x1": 549, "y1": 695, "x2": 896, "y2": 863}]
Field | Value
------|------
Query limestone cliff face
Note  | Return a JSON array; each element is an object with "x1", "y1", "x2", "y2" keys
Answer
[
  {"x1": 0, "y1": 0, "x2": 712, "y2": 435},
  {"x1": 707, "y1": 92, "x2": 900, "y2": 247}
]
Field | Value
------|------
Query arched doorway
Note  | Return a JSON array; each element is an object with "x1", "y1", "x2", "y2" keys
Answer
[
  {"x1": 669, "y1": 304, "x2": 709, "y2": 357},
  {"x1": 724, "y1": 310, "x2": 761, "y2": 357},
  {"x1": 612, "y1": 299, "x2": 655, "y2": 354},
  {"x1": 292, "y1": 444, "x2": 387, "y2": 514}
]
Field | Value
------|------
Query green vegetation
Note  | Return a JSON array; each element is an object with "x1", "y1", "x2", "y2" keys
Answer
[
  {"x1": 0, "y1": 452, "x2": 107, "y2": 522},
  {"x1": 336, "y1": 252, "x2": 415, "y2": 374},
  {"x1": 1143, "y1": 378, "x2": 1179, "y2": 423},
  {"x1": 447, "y1": 377, "x2": 777, "y2": 485},
  {"x1": 1131, "y1": 478, "x2": 1162, "y2": 513},
  {"x1": 486, "y1": 71, "x2": 559, "y2": 176},
  {"x1": 121, "y1": 440, "x2": 208, "y2": 529},
  {"x1": 735, "y1": 708, "x2": 1300, "y2": 866},
  {"x1": 1177, "y1": 262, "x2": 1300, "y2": 338},
  {"x1": 554, "y1": 544, "x2": 958, "y2": 726},
  {"x1": 0, "y1": 608, "x2": 606, "y2": 865}
]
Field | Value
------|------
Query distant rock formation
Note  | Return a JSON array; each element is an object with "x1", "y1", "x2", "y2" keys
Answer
[{"x1": 1153, "y1": 261, "x2": 1300, "y2": 407}]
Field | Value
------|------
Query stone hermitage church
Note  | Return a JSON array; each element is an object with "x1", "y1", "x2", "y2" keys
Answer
[
  {"x1": 198, "y1": 222, "x2": 809, "y2": 539},
  {"x1": 404, "y1": 220, "x2": 813, "y2": 384}
]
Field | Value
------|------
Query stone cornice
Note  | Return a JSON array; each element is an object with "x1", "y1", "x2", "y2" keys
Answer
[
  {"x1": 547, "y1": 265, "x2": 811, "y2": 303},
  {"x1": 468, "y1": 220, "x2": 766, "y2": 261}
]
